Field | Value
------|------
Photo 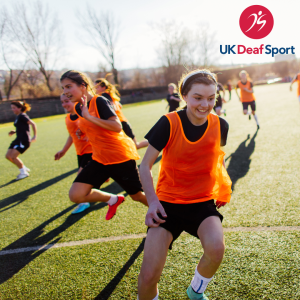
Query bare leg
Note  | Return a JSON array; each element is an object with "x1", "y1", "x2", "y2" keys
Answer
[
  {"x1": 138, "y1": 227, "x2": 173, "y2": 300},
  {"x1": 5, "y1": 149, "x2": 24, "y2": 169},
  {"x1": 197, "y1": 216, "x2": 225, "y2": 278},
  {"x1": 130, "y1": 191, "x2": 148, "y2": 207}
]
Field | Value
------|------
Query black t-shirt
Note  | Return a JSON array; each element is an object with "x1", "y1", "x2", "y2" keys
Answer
[
  {"x1": 215, "y1": 83, "x2": 224, "y2": 106},
  {"x1": 166, "y1": 93, "x2": 180, "y2": 112},
  {"x1": 14, "y1": 113, "x2": 31, "y2": 142},
  {"x1": 236, "y1": 81, "x2": 253, "y2": 89},
  {"x1": 69, "y1": 114, "x2": 79, "y2": 121},
  {"x1": 145, "y1": 110, "x2": 229, "y2": 152},
  {"x1": 75, "y1": 96, "x2": 116, "y2": 120}
]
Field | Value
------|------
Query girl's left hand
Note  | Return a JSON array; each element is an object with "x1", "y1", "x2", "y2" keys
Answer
[
  {"x1": 216, "y1": 200, "x2": 227, "y2": 208},
  {"x1": 31, "y1": 136, "x2": 37, "y2": 142},
  {"x1": 80, "y1": 95, "x2": 91, "y2": 120}
]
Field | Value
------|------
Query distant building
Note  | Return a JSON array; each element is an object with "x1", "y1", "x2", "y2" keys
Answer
[{"x1": 275, "y1": 54, "x2": 296, "y2": 62}]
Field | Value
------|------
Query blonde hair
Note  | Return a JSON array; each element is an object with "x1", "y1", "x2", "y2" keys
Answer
[
  {"x1": 239, "y1": 70, "x2": 251, "y2": 81},
  {"x1": 60, "y1": 70, "x2": 96, "y2": 95},
  {"x1": 168, "y1": 83, "x2": 178, "y2": 93},
  {"x1": 95, "y1": 77, "x2": 120, "y2": 102}
]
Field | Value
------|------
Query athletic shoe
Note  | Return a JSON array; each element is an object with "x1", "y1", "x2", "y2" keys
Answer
[
  {"x1": 248, "y1": 114, "x2": 251, "y2": 120},
  {"x1": 105, "y1": 195, "x2": 125, "y2": 220},
  {"x1": 257, "y1": 125, "x2": 260, "y2": 130},
  {"x1": 71, "y1": 203, "x2": 90, "y2": 214},
  {"x1": 187, "y1": 285, "x2": 209, "y2": 300},
  {"x1": 16, "y1": 172, "x2": 29, "y2": 180},
  {"x1": 26, "y1": 167, "x2": 30, "y2": 172}
]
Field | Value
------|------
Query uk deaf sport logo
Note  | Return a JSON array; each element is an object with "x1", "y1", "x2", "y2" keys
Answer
[{"x1": 239, "y1": 5, "x2": 274, "y2": 39}]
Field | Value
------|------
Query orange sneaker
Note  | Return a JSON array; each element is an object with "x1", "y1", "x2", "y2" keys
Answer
[{"x1": 105, "y1": 195, "x2": 125, "y2": 220}]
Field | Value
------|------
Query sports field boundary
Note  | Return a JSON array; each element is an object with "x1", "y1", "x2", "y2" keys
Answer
[{"x1": 1, "y1": 226, "x2": 300, "y2": 256}]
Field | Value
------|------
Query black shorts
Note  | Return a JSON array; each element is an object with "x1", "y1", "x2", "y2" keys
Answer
[
  {"x1": 8, "y1": 139, "x2": 30, "y2": 154},
  {"x1": 121, "y1": 121, "x2": 135, "y2": 139},
  {"x1": 74, "y1": 159, "x2": 143, "y2": 195},
  {"x1": 77, "y1": 153, "x2": 93, "y2": 169},
  {"x1": 152, "y1": 200, "x2": 223, "y2": 249},
  {"x1": 242, "y1": 101, "x2": 256, "y2": 111}
]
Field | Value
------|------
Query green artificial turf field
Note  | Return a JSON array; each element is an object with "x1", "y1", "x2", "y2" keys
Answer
[{"x1": 0, "y1": 83, "x2": 299, "y2": 299}]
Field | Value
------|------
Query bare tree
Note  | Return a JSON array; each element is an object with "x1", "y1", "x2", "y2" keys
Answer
[
  {"x1": 152, "y1": 20, "x2": 191, "y2": 84},
  {"x1": 7, "y1": 1, "x2": 63, "y2": 92},
  {"x1": 78, "y1": 6, "x2": 121, "y2": 84},
  {"x1": 0, "y1": 9, "x2": 27, "y2": 100}
]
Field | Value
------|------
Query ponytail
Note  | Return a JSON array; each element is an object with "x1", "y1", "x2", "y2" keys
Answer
[
  {"x1": 11, "y1": 101, "x2": 31, "y2": 113},
  {"x1": 95, "y1": 77, "x2": 121, "y2": 102}
]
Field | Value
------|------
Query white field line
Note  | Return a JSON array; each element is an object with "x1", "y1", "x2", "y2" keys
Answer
[{"x1": 1, "y1": 226, "x2": 300, "y2": 256}]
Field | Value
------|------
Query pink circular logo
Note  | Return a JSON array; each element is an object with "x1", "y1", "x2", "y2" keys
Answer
[{"x1": 239, "y1": 5, "x2": 274, "y2": 39}]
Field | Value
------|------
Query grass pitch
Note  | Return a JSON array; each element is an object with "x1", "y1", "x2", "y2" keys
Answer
[{"x1": 0, "y1": 83, "x2": 299, "y2": 299}]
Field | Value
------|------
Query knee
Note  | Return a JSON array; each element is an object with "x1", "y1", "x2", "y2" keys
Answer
[
  {"x1": 204, "y1": 242, "x2": 225, "y2": 265},
  {"x1": 131, "y1": 192, "x2": 141, "y2": 201},
  {"x1": 5, "y1": 153, "x2": 12, "y2": 161},
  {"x1": 69, "y1": 188, "x2": 84, "y2": 204},
  {"x1": 139, "y1": 269, "x2": 160, "y2": 287}
]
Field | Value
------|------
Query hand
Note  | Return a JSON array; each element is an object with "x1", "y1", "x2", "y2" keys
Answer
[
  {"x1": 145, "y1": 201, "x2": 167, "y2": 228},
  {"x1": 170, "y1": 96, "x2": 174, "y2": 100},
  {"x1": 54, "y1": 150, "x2": 65, "y2": 160},
  {"x1": 80, "y1": 95, "x2": 91, "y2": 120},
  {"x1": 31, "y1": 136, "x2": 37, "y2": 142},
  {"x1": 8, "y1": 130, "x2": 16, "y2": 136},
  {"x1": 216, "y1": 200, "x2": 227, "y2": 209},
  {"x1": 76, "y1": 128, "x2": 83, "y2": 140}
]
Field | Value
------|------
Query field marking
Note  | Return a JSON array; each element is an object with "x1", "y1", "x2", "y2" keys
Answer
[{"x1": 1, "y1": 226, "x2": 300, "y2": 256}]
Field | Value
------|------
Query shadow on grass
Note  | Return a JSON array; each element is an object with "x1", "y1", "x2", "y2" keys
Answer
[
  {"x1": 226, "y1": 129, "x2": 258, "y2": 191},
  {"x1": 0, "y1": 168, "x2": 78, "y2": 213},
  {"x1": 94, "y1": 239, "x2": 145, "y2": 300},
  {"x1": 0, "y1": 202, "x2": 107, "y2": 284},
  {"x1": 0, "y1": 179, "x2": 17, "y2": 189}
]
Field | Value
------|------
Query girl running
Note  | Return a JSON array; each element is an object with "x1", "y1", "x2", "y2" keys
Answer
[
  {"x1": 166, "y1": 83, "x2": 181, "y2": 112},
  {"x1": 54, "y1": 94, "x2": 93, "y2": 214},
  {"x1": 213, "y1": 75, "x2": 226, "y2": 117},
  {"x1": 138, "y1": 69, "x2": 232, "y2": 300},
  {"x1": 235, "y1": 70, "x2": 260, "y2": 129},
  {"x1": 94, "y1": 77, "x2": 149, "y2": 149},
  {"x1": 227, "y1": 80, "x2": 232, "y2": 101},
  {"x1": 6, "y1": 101, "x2": 37, "y2": 180},
  {"x1": 290, "y1": 72, "x2": 300, "y2": 110},
  {"x1": 60, "y1": 70, "x2": 148, "y2": 221}
]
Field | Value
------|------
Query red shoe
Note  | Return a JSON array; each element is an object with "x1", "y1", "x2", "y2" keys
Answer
[{"x1": 105, "y1": 195, "x2": 125, "y2": 220}]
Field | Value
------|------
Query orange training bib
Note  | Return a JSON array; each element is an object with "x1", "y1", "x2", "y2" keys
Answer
[
  {"x1": 237, "y1": 80, "x2": 255, "y2": 102},
  {"x1": 65, "y1": 114, "x2": 92, "y2": 156},
  {"x1": 76, "y1": 95, "x2": 140, "y2": 165},
  {"x1": 114, "y1": 101, "x2": 128, "y2": 122},
  {"x1": 297, "y1": 74, "x2": 300, "y2": 97},
  {"x1": 156, "y1": 112, "x2": 232, "y2": 204}
]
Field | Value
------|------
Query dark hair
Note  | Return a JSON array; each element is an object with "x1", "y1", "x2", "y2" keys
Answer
[
  {"x1": 60, "y1": 70, "x2": 95, "y2": 95},
  {"x1": 178, "y1": 69, "x2": 217, "y2": 98},
  {"x1": 11, "y1": 101, "x2": 31, "y2": 113}
]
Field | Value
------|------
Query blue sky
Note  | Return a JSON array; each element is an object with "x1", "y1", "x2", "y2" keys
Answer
[{"x1": 1, "y1": 0, "x2": 299, "y2": 72}]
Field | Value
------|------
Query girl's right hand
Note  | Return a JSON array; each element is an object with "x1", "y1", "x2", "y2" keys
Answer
[
  {"x1": 8, "y1": 130, "x2": 16, "y2": 136},
  {"x1": 76, "y1": 128, "x2": 83, "y2": 139},
  {"x1": 145, "y1": 201, "x2": 167, "y2": 228},
  {"x1": 54, "y1": 150, "x2": 65, "y2": 160}
]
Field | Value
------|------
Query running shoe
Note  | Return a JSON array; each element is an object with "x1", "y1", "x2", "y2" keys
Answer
[
  {"x1": 16, "y1": 172, "x2": 29, "y2": 180},
  {"x1": 248, "y1": 114, "x2": 251, "y2": 120},
  {"x1": 257, "y1": 124, "x2": 260, "y2": 130},
  {"x1": 71, "y1": 202, "x2": 90, "y2": 214},
  {"x1": 105, "y1": 195, "x2": 125, "y2": 220},
  {"x1": 187, "y1": 285, "x2": 209, "y2": 300},
  {"x1": 26, "y1": 167, "x2": 30, "y2": 172}
]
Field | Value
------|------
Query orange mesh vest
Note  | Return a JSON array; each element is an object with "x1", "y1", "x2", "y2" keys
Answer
[
  {"x1": 156, "y1": 112, "x2": 232, "y2": 204},
  {"x1": 237, "y1": 80, "x2": 256, "y2": 102},
  {"x1": 65, "y1": 114, "x2": 92, "y2": 156},
  {"x1": 297, "y1": 74, "x2": 300, "y2": 96},
  {"x1": 76, "y1": 95, "x2": 140, "y2": 165},
  {"x1": 114, "y1": 101, "x2": 128, "y2": 122}
]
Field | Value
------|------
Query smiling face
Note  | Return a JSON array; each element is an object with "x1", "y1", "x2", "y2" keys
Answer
[
  {"x1": 240, "y1": 72, "x2": 247, "y2": 82},
  {"x1": 183, "y1": 83, "x2": 216, "y2": 125},
  {"x1": 61, "y1": 78, "x2": 86, "y2": 102},
  {"x1": 11, "y1": 104, "x2": 22, "y2": 115},
  {"x1": 168, "y1": 85, "x2": 174, "y2": 94},
  {"x1": 60, "y1": 94, "x2": 75, "y2": 113}
]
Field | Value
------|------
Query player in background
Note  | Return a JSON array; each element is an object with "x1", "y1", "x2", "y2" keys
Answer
[
  {"x1": 5, "y1": 101, "x2": 37, "y2": 180},
  {"x1": 235, "y1": 70, "x2": 260, "y2": 129},
  {"x1": 213, "y1": 75, "x2": 226, "y2": 117},
  {"x1": 95, "y1": 77, "x2": 149, "y2": 149},
  {"x1": 138, "y1": 69, "x2": 232, "y2": 300},
  {"x1": 166, "y1": 83, "x2": 181, "y2": 112},
  {"x1": 227, "y1": 80, "x2": 232, "y2": 101},
  {"x1": 290, "y1": 72, "x2": 300, "y2": 110},
  {"x1": 54, "y1": 94, "x2": 93, "y2": 214}
]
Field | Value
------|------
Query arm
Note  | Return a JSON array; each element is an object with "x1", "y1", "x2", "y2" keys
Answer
[
  {"x1": 28, "y1": 120, "x2": 37, "y2": 142},
  {"x1": 54, "y1": 135, "x2": 73, "y2": 160},
  {"x1": 290, "y1": 75, "x2": 297, "y2": 91},
  {"x1": 216, "y1": 158, "x2": 228, "y2": 209},
  {"x1": 170, "y1": 96, "x2": 181, "y2": 102},
  {"x1": 80, "y1": 96, "x2": 122, "y2": 133},
  {"x1": 140, "y1": 145, "x2": 167, "y2": 227},
  {"x1": 8, "y1": 130, "x2": 16, "y2": 136}
]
